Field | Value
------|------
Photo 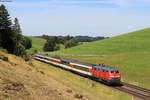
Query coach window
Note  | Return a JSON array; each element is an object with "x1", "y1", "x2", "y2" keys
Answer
[
  {"x1": 93, "y1": 67, "x2": 96, "y2": 70},
  {"x1": 99, "y1": 68, "x2": 101, "y2": 71},
  {"x1": 96, "y1": 68, "x2": 99, "y2": 71},
  {"x1": 93, "y1": 67, "x2": 95, "y2": 70},
  {"x1": 102, "y1": 69, "x2": 105, "y2": 72},
  {"x1": 104, "y1": 69, "x2": 107, "y2": 73},
  {"x1": 100, "y1": 69, "x2": 103, "y2": 72}
]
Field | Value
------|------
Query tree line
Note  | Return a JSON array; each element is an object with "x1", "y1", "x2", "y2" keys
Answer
[
  {"x1": 0, "y1": 4, "x2": 32, "y2": 60},
  {"x1": 39, "y1": 35, "x2": 107, "y2": 52},
  {"x1": 42, "y1": 35, "x2": 79, "y2": 52}
]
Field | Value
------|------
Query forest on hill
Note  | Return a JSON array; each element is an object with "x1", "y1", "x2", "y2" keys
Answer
[{"x1": 0, "y1": 4, "x2": 32, "y2": 60}]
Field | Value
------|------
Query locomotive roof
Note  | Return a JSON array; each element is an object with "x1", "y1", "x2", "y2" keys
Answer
[
  {"x1": 60, "y1": 58, "x2": 94, "y2": 66},
  {"x1": 60, "y1": 58, "x2": 70, "y2": 62},
  {"x1": 93, "y1": 65, "x2": 116, "y2": 70}
]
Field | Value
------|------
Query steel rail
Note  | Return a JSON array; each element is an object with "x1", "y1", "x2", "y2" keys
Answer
[{"x1": 114, "y1": 86, "x2": 150, "y2": 100}]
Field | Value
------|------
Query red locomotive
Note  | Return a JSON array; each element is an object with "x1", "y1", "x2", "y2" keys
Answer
[
  {"x1": 34, "y1": 54, "x2": 121, "y2": 85},
  {"x1": 90, "y1": 65, "x2": 121, "y2": 84}
]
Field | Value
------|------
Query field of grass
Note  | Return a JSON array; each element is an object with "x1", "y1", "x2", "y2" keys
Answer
[
  {"x1": 27, "y1": 37, "x2": 67, "y2": 53},
  {"x1": 54, "y1": 28, "x2": 150, "y2": 89},
  {"x1": 27, "y1": 37, "x2": 46, "y2": 52}
]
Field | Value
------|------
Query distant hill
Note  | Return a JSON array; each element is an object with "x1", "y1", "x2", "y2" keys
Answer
[
  {"x1": 27, "y1": 37, "x2": 46, "y2": 52},
  {"x1": 75, "y1": 36, "x2": 106, "y2": 42},
  {"x1": 55, "y1": 28, "x2": 150, "y2": 89},
  {"x1": 36, "y1": 35, "x2": 107, "y2": 42}
]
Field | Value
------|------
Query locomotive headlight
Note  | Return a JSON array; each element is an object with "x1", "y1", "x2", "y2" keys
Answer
[
  {"x1": 115, "y1": 75, "x2": 120, "y2": 77},
  {"x1": 110, "y1": 75, "x2": 115, "y2": 77},
  {"x1": 110, "y1": 75, "x2": 120, "y2": 77}
]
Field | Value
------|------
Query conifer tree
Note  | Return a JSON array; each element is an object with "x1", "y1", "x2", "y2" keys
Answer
[
  {"x1": 12, "y1": 18, "x2": 26, "y2": 56},
  {"x1": 13, "y1": 18, "x2": 22, "y2": 34},
  {"x1": 0, "y1": 4, "x2": 15, "y2": 53}
]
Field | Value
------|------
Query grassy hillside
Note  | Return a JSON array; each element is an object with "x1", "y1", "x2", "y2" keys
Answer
[
  {"x1": 27, "y1": 37, "x2": 46, "y2": 52},
  {"x1": 55, "y1": 28, "x2": 150, "y2": 55},
  {"x1": 54, "y1": 28, "x2": 150, "y2": 89},
  {"x1": 0, "y1": 51, "x2": 131, "y2": 100}
]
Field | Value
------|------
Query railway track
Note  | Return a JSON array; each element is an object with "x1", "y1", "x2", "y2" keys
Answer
[
  {"x1": 122, "y1": 82, "x2": 150, "y2": 93},
  {"x1": 33, "y1": 55, "x2": 150, "y2": 100},
  {"x1": 113, "y1": 83, "x2": 150, "y2": 100}
]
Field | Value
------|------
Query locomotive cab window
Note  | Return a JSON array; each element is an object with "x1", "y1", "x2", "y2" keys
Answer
[
  {"x1": 110, "y1": 70, "x2": 115, "y2": 74},
  {"x1": 116, "y1": 70, "x2": 119, "y2": 73}
]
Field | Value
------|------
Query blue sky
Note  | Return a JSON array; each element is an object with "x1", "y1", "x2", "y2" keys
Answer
[{"x1": 1, "y1": 0, "x2": 150, "y2": 37}]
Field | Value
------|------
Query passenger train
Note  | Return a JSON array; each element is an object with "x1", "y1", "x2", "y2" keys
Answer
[{"x1": 33, "y1": 54, "x2": 121, "y2": 85}]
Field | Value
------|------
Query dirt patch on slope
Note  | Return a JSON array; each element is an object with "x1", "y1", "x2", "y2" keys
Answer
[{"x1": 0, "y1": 77, "x2": 30, "y2": 100}]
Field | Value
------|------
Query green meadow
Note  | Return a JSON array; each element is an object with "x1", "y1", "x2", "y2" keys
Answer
[
  {"x1": 27, "y1": 37, "x2": 46, "y2": 52},
  {"x1": 54, "y1": 28, "x2": 150, "y2": 89}
]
